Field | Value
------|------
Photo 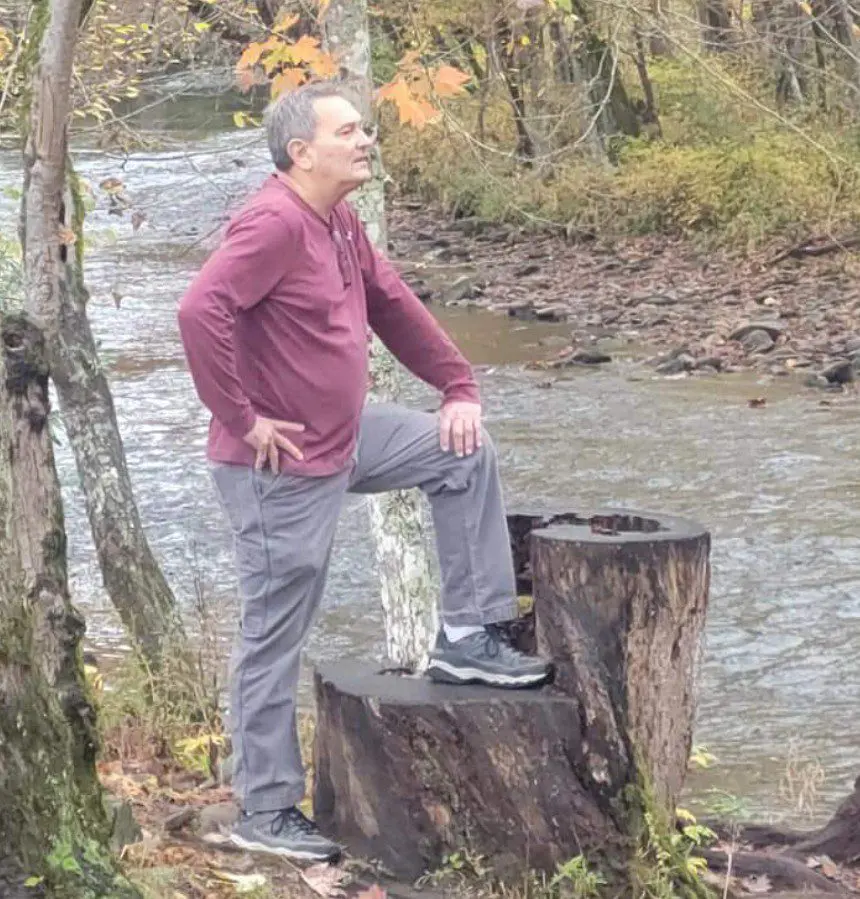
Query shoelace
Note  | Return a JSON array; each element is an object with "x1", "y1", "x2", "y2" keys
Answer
[{"x1": 271, "y1": 807, "x2": 318, "y2": 836}]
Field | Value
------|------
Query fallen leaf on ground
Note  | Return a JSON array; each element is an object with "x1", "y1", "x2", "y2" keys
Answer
[
  {"x1": 210, "y1": 870, "x2": 268, "y2": 893},
  {"x1": 300, "y1": 862, "x2": 347, "y2": 897},
  {"x1": 201, "y1": 832, "x2": 231, "y2": 846},
  {"x1": 740, "y1": 873, "x2": 772, "y2": 893},
  {"x1": 820, "y1": 857, "x2": 840, "y2": 878},
  {"x1": 356, "y1": 887, "x2": 387, "y2": 899}
]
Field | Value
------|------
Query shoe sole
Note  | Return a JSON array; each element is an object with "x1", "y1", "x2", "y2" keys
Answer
[
  {"x1": 229, "y1": 833, "x2": 341, "y2": 862},
  {"x1": 426, "y1": 659, "x2": 551, "y2": 688}
]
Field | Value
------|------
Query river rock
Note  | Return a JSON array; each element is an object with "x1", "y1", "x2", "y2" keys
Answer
[
  {"x1": 163, "y1": 807, "x2": 198, "y2": 833},
  {"x1": 656, "y1": 354, "x2": 696, "y2": 375},
  {"x1": 534, "y1": 304, "x2": 569, "y2": 322},
  {"x1": 644, "y1": 294, "x2": 678, "y2": 307},
  {"x1": 438, "y1": 245, "x2": 472, "y2": 263},
  {"x1": 740, "y1": 329, "x2": 775, "y2": 355},
  {"x1": 539, "y1": 335, "x2": 571, "y2": 349},
  {"x1": 196, "y1": 802, "x2": 240, "y2": 836},
  {"x1": 821, "y1": 358, "x2": 855, "y2": 384},
  {"x1": 507, "y1": 300, "x2": 536, "y2": 319},
  {"x1": 442, "y1": 275, "x2": 475, "y2": 305},
  {"x1": 449, "y1": 216, "x2": 487, "y2": 237},
  {"x1": 515, "y1": 263, "x2": 541, "y2": 278},
  {"x1": 729, "y1": 320, "x2": 787, "y2": 341},
  {"x1": 805, "y1": 373, "x2": 832, "y2": 389},
  {"x1": 570, "y1": 349, "x2": 612, "y2": 365},
  {"x1": 695, "y1": 356, "x2": 724, "y2": 371}
]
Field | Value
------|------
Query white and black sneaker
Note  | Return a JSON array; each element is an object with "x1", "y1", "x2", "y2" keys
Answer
[
  {"x1": 426, "y1": 628, "x2": 552, "y2": 688},
  {"x1": 230, "y1": 806, "x2": 342, "y2": 862}
]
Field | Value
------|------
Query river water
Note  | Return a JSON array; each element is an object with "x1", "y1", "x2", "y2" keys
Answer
[{"x1": 0, "y1": 95, "x2": 857, "y2": 827}]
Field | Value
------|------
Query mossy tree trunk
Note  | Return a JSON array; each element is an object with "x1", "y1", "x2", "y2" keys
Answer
[
  {"x1": 20, "y1": 0, "x2": 188, "y2": 673},
  {"x1": 0, "y1": 4, "x2": 140, "y2": 894},
  {"x1": 323, "y1": 0, "x2": 438, "y2": 670},
  {"x1": 0, "y1": 311, "x2": 139, "y2": 898}
]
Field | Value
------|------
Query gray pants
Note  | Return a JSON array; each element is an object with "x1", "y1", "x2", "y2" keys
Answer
[{"x1": 211, "y1": 403, "x2": 518, "y2": 813}]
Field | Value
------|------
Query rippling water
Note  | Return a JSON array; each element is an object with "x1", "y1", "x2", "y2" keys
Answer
[{"x1": 0, "y1": 118, "x2": 857, "y2": 826}]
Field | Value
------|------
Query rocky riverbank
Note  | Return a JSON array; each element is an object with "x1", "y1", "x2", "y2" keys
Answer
[{"x1": 389, "y1": 201, "x2": 860, "y2": 390}]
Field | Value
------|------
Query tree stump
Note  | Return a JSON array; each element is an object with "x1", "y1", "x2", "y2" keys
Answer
[
  {"x1": 313, "y1": 662, "x2": 617, "y2": 881},
  {"x1": 313, "y1": 508, "x2": 710, "y2": 880},
  {"x1": 532, "y1": 510, "x2": 710, "y2": 809}
]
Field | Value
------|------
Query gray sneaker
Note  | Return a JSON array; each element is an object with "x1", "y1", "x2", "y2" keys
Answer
[
  {"x1": 426, "y1": 628, "x2": 552, "y2": 688},
  {"x1": 230, "y1": 806, "x2": 342, "y2": 862}
]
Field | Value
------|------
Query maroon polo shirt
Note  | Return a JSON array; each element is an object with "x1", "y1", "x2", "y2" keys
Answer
[{"x1": 177, "y1": 175, "x2": 479, "y2": 476}]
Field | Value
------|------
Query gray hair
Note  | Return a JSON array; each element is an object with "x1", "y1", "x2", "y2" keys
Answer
[{"x1": 264, "y1": 80, "x2": 356, "y2": 172}]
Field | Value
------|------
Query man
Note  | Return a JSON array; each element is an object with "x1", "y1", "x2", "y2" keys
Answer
[{"x1": 177, "y1": 80, "x2": 552, "y2": 863}]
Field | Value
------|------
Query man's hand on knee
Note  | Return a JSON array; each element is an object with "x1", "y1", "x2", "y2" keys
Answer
[{"x1": 439, "y1": 401, "x2": 482, "y2": 458}]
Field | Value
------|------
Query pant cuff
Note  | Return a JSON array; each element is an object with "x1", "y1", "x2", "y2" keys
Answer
[
  {"x1": 442, "y1": 601, "x2": 520, "y2": 627},
  {"x1": 241, "y1": 784, "x2": 305, "y2": 814}
]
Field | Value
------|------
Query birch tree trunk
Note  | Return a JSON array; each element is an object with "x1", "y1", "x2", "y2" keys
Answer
[
  {"x1": 323, "y1": 0, "x2": 438, "y2": 669},
  {"x1": 0, "y1": 4, "x2": 139, "y2": 893},
  {"x1": 20, "y1": 0, "x2": 187, "y2": 672}
]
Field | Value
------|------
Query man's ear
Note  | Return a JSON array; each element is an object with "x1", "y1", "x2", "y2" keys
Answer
[{"x1": 287, "y1": 138, "x2": 312, "y2": 171}]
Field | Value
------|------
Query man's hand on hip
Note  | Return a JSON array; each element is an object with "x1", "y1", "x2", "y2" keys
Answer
[
  {"x1": 243, "y1": 417, "x2": 305, "y2": 472},
  {"x1": 439, "y1": 401, "x2": 482, "y2": 458}
]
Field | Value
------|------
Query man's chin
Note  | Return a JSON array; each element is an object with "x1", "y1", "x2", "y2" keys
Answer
[{"x1": 343, "y1": 169, "x2": 373, "y2": 192}]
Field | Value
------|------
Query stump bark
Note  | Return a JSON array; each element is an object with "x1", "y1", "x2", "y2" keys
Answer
[
  {"x1": 532, "y1": 511, "x2": 710, "y2": 809},
  {"x1": 314, "y1": 509, "x2": 710, "y2": 879}
]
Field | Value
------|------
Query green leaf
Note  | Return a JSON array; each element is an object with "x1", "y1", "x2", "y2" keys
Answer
[
  {"x1": 24, "y1": 877, "x2": 44, "y2": 888},
  {"x1": 194, "y1": 21, "x2": 212, "y2": 32},
  {"x1": 557, "y1": 0, "x2": 573, "y2": 12}
]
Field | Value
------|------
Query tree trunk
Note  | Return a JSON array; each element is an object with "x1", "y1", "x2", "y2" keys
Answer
[
  {"x1": 20, "y1": 0, "x2": 187, "y2": 673},
  {"x1": 757, "y1": 0, "x2": 809, "y2": 106},
  {"x1": 0, "y1": 7, "x2": 138, "y2": 892},
  {"x1": 633, "y1": 25, "x2": 663, "y2": 137},
  {"x1": 826, "y1": 0, "x2": 860, "y2": 107},
  {"x1": 698, "y1": 0, "x2": 734, "y2": 49},
  {"x1": 322, "y1": 0, "x2": 438, "y2": 670},
  {"x1": 564, "y1": 5, "x2": 642, "y2": 154},
  {"x1": 0, "y1": 309, "x2": 138, "y2": 898},
  {"x1": 580, "y1": 33, "x2": 642, "y2": 143},
  {"x1": 313, "y1": 508, "x2": 711, "y2": 881},
  {"x1": 492, "y1": 20, "x2": 538, "y2": 160}
]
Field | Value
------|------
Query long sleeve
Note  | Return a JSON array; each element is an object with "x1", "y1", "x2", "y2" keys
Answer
[
  {"x1": 352, "y1": 211, "x2": 480, "y2": 405},
  {"x1": 177, "y1": 209, "x2": 290, "y2": 437}
]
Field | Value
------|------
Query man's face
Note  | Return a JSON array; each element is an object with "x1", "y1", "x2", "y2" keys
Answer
[{"x1": 289, "y1": 95, "x2": 374, "y2": 192}]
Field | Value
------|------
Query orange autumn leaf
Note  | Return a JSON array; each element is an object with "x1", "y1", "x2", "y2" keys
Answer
[
  {"x1": 377, "y1": 78, "x2": 409, "y2": 105},
  {"x1": 237, "y1": 41, "x2": 264, "y2": 70},
  {"x1": 378, "y1": 78, "x2": 439, "y2": 128},
  {"x1": 271, "y1": 68, "x2": 306, "y2": 96},
  {"x1": 309, "y1": 49, "x2": 338, "y2": 77},
  {"x1": 433, "y1": 64, "x2": 471, "y2": 97},
  {"x1": 58, "y1": 226, "x2": 77, "y2": 245},
  {"x1": 284, "y1": 33, "x2": 323, "y2": 64}
]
